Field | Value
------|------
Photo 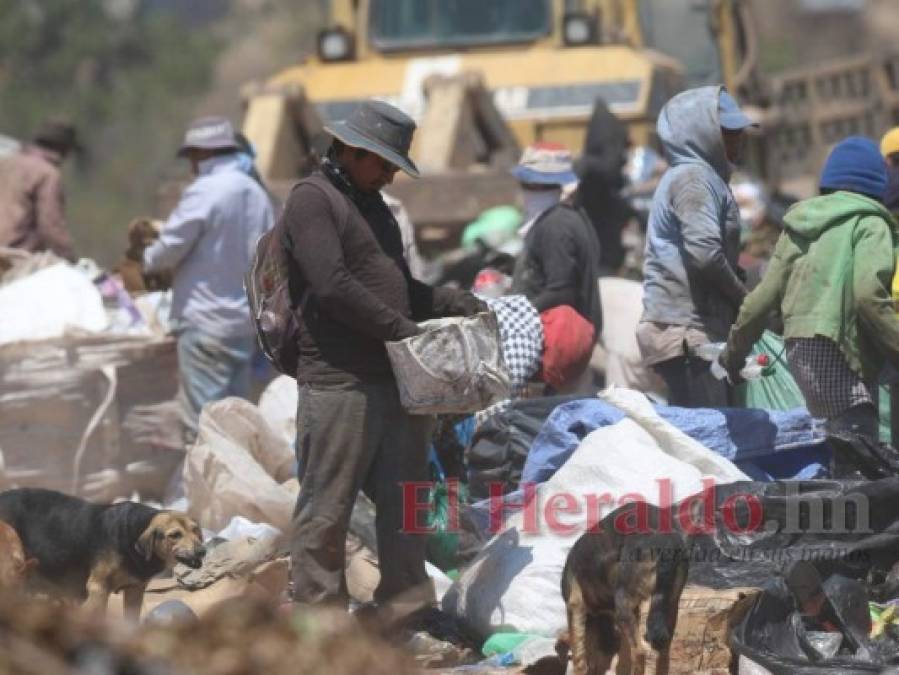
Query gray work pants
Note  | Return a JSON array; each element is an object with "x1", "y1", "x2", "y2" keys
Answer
[{"x1": 289, "y1": 381, "x2": 434, "y2": 608}]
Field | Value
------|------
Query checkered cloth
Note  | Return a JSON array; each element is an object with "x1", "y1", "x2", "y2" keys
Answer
[
  {"x1": 785, "y1": 336, "x2": 873, "y2": 419},
  {"x1": 473, "y1": 295, "x2": 544, "y2": 425},
  {"x1": 485, "y1": 294, "x2": 543, "y2": 396}
]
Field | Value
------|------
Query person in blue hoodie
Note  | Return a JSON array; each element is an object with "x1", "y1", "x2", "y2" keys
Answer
[{"x1": 637, "y1": 86, "x2": 756, "y2": 408}]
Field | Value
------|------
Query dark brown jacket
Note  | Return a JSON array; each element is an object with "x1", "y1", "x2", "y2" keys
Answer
[
  {"x1": 0, "y1": 147, "x2": 75, "y2": 261},
  {"x1": 283, "y1": 170, "x2": 477, "y2": 386}
]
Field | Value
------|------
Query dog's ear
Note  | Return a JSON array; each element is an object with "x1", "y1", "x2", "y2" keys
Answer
[{"x1": 135, "y1": 525, "x2": 160, "y2": 561}]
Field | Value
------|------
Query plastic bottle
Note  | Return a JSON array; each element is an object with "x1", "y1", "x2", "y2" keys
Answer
[{"x1": 695, "y1": 342, "x2": 769, "y2": 381}]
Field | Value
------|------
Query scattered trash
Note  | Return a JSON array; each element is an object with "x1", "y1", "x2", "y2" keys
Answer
[{"x1": 183, "y1": 397, "x2": 298, "y2": 532}]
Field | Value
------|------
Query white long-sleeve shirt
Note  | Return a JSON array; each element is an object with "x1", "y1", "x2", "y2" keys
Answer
[{"x1": 144, "y1": 155, "x2": 274, "y2": 337}]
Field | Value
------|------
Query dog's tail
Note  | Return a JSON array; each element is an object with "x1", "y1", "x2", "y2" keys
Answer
[{"x1": 644, "y1": 547, "x2": 687, "y2": 651}]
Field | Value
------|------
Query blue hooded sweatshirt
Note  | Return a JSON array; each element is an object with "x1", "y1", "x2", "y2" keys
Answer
[{"x1": 640, "y1": 85, "x2": 747, "y2": 341}]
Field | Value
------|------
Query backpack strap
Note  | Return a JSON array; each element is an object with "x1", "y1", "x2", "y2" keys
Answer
[{"x1": 301, "y1": 173, "x2": 353, "y2": 235}]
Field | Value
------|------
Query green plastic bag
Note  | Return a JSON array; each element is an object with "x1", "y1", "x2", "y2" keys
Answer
[
  {"x1": 461, "y1": 205, "x2": 521, "y2": 249},
  {"x1": 734, "y1": 330, "x2": 806, "y2": 411},
  {"x1": 425, "y1": 480, "x2": 467, "y2": 572},
  {"x1": 481, "y1": 632, "x2": 538, "y2": 657}
]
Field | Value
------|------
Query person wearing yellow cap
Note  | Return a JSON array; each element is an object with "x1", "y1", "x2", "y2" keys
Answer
[
  {"x1": 881, "y1": 127, "x2": 899, "y2": 445},
  {"x1": 881, "y1": 128, "x2": 899, "y2": 212}
]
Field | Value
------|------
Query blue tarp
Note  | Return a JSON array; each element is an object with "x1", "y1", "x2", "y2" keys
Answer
[{"x1": 520, "y1": 399, "x2": 830, "y2": 485}]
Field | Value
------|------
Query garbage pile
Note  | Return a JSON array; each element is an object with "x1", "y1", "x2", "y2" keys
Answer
[
  {"x1": 7, "y1": 212, "x2": 899, "y2": 675},
  {"x1": 0, "y1": 248, "x2": 180, "y2": 499},
  {"x1": 0, "y1": 593, "x2": 418, "y2": 675}
]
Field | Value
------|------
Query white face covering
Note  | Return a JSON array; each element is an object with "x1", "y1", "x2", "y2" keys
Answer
[{"x1": 521, "y1": 186, "x2": 562, "y2": 224}]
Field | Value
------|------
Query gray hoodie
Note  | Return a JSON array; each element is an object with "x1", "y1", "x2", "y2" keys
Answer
[{"x1": 640, "y1": 85, "x2": 746, "y2": 341}]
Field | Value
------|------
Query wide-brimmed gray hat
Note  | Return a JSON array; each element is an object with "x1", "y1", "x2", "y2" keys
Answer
[
  {"x1": 324, "y1": 100, "x2": 420, "y2": 178},
  {"x1": 177, "y1": 116, "x2": 238, "y2": 157}
]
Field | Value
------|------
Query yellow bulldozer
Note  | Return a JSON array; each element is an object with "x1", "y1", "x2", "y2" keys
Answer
[{"x1": 241, "y1": 0, "x2": 899, "y2": 252}]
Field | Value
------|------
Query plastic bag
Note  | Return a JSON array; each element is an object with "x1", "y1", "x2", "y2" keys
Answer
[
  {"x1": 736, "y1": 331, "x2": 806, "y2": 411},
  {"x1": 387, "y1": 312, "x2": 511, "y2": 414}
]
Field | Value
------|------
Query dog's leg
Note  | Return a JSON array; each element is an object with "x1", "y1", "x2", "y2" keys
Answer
[
  {"x1": 123, "y1": 583, "x2": 146, "y2": 622},
  {"x1": 567, "y1": 578, "x2": 591, "y2": 675},
  {"x1": 586, "y1": 611, "x2": 616, "y2": 675},
  {"x1": 654, "y1": 645, "x2": 670, "y2": 675},
  {"x1": 84, "y1": 571, "x2": 111, "y2": 616},
  {"x1": 615, "y1": 590, "x2": 642, "y2": 675}
]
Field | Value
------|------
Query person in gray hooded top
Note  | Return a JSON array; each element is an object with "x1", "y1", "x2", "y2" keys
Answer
[{"x1": 636, "y1": 86, "x2": 757, "y2": 407}]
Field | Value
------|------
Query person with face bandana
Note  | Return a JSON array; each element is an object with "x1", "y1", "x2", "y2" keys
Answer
[
  {"x1": 509, "y1": 143, "x2": 603, "y2": 393},
  {"x1": 636, "y1": 87, "x2": 756, "y2": 408},
  {"x1": 510, "y1": 142, "x2": 602, "y2": 335},
  {"x1": 142, "y1": 116, "x2": 274, "y2": 441}
]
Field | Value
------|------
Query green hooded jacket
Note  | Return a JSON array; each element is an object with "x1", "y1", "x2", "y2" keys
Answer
[{"x1": 725, "y1": 190, "x2": 899, "y2": 382}]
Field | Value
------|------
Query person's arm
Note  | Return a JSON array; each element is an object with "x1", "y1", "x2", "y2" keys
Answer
[
  {"x1": 143, "y1": 184, "x2": 207, "y2": 273},
  {"x1": 35, "y1": 170, "x2": 76, "y2": 262},
  {"x1": 673, "y1": 178, "x2": 747, "y2": 308},
  {"x1": 721, "y1": 234, "x2": 791, "y2": 376},
  {"x1": 284, "y1": 185, "x2": 420, "y2": 341},
  {"x1": 407, "y1": 277, "x2": 487, "y2": 320},
  {"x1": 854, "y1": 217, "x2": 899, "y2": 368}
]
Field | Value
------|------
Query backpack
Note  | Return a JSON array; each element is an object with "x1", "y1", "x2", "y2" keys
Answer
[{"x1": 245, "y1": 175, "x2": 350, "y2": 377}]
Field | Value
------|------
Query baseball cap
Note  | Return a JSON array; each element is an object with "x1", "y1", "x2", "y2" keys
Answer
[
  {"x1": 718, "y1": 90, "x2": 758, "y2": 131},
  {"x1": 177, "y1": 116, "x2": 238, "y2": 157}
]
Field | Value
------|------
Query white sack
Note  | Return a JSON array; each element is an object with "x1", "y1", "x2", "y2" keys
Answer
[
  {"x1": 0, "y1": 263, "x2": 107, "y2": 344},
  {"x1": 443, "y1": 387, "x2": 748, "y2": 639},
  {"x1": 184, "y1": 397, "x2": 298, "y2": 532},
  {"x1": 257, "y1": 375, "x2": 298, "y2": 448},
  {"x1": 598, "y1": 277, "x2": 660, "y2": 393}
]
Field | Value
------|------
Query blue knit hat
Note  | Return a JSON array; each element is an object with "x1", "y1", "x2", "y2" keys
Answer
[{"x1": 819, "y1": 136, "x2": 887, "y2": 201}]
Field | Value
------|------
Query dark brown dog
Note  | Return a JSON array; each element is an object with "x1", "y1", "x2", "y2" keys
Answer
[
  {"x1": 561, "y1": 502, "x2": 689, "y2": 675},
  {"x1": 0, "y1": 488, "x2": 205, "y2": 619}
]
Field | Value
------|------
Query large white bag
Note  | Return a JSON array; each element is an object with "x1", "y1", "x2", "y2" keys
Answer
[
  {"x1": 183, "y1": 398, "x2": 298, "y2": 532},
  {"x1": 443, "y1": 387, "x2": 748, "y2": 639},
  {"x1": 386, "y1": 311, "x2": 511, "y2": 414},
  {"x1": 0, "y1": 263, "x2": 107, "y2": 344}
]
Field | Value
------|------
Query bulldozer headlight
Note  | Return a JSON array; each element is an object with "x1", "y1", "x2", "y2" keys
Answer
[
  {"x1": 563, "y1": 13, "x2": 596, "y2": 46},
  {"x1": 318, "y1": 27, "x2": 354, "y2": 62}
]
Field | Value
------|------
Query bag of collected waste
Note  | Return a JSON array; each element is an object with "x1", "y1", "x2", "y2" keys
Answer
[
  {"x1": 183, "y1": 397, "x2": 298, "y2": 532},
  {"x1": 387, "y1": 311, "x2": 511, "y2": 414}
]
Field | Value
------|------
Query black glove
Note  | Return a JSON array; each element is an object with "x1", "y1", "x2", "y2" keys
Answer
[
  {"x1": 453, "y1": 292, "x2": 490, "y2": 317},
  {"x1": 395, "y1": 318, "x2": 424, "y2": 340},
  {"x1": 717, "y1": 347, "x2": 745, "y2": 386}
]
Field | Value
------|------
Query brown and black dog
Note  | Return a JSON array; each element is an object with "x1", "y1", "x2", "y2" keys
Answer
[
  {"x1": 0, "y1": 488, "x2": 205, "y2": 619},
  {"x1": 0, "y1": 520, "x2": 37, "y2": 591},
  {"x1": 560, "y1": 502, "x2": 689, "y2": 675}
]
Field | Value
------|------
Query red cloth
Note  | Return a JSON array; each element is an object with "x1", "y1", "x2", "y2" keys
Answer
[{"x1": 538, "y1": 305, "x2": 595, "y2": 390}]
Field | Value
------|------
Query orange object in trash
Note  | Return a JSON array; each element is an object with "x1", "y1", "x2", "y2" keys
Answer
[{"x1": 538, "y1": 305, "x2": 596, "y2": 391}]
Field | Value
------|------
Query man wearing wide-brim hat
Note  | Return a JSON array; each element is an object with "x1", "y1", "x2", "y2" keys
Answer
[
  {"x1": 0, "y1": 119, "x2": 82, "y2": 261},
  {"x1": 280, "y1": 100, "x2": 486, "y2": 619},
  {"x1": 142, "y1": 116, "x2": 274, "y2": 441}
]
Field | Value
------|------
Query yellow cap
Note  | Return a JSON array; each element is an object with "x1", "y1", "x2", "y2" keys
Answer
[{"x1": 881, "y1": 127, "x2": 899, "y2": 158}]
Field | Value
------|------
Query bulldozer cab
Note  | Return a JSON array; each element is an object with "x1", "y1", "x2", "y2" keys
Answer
[{"x1": 238, "y1": 0, "x2": 896, "y2": 250}]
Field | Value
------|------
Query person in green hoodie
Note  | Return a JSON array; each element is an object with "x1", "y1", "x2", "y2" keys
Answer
[{"x1": 721, "y1": 137, "x2": 899, "y2": 451}]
